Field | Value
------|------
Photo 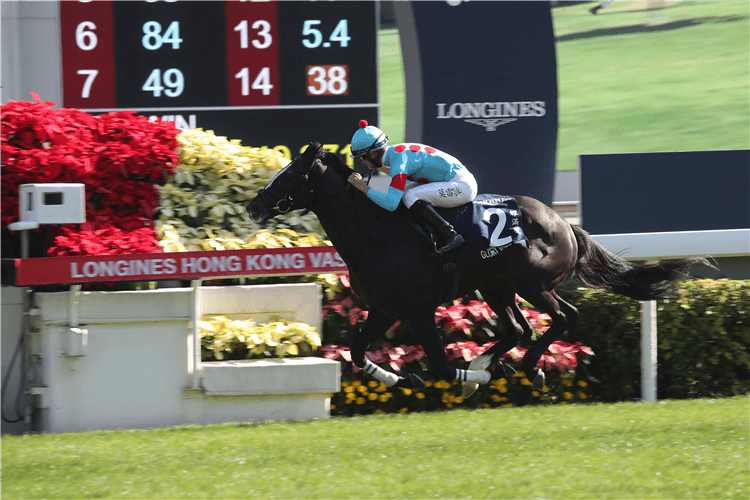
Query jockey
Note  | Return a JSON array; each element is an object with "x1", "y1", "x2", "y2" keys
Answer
[{"x1": 347, "y1": 120, "x2": 478, "y2": 254}]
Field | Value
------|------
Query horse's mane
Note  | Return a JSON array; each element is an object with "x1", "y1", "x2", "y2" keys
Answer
[
  {"x1": 309, "y1": 142, "x2": 354, "y2": 178},
  {"x1": 310, "y1": 142, "x2": 407, "y2": 218}
]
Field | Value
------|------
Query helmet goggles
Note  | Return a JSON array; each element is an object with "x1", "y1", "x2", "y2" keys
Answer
[{"x1": 350, "y1": 120, "x2": 389, "y2": 158}]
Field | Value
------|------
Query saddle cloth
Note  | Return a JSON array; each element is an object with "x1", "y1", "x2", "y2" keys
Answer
[{"x1": 411, "y1": 194, "x2": 530, "y2": 261}]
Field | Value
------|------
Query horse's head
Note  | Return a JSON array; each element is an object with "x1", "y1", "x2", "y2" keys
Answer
[{"x1": 247, "y1": 143, "x2": 324, "y2": 224}]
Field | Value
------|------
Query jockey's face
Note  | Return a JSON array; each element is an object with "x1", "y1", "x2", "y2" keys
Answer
[{"x1": 361, "y1": 150, "x2": 382, "y2": 170}]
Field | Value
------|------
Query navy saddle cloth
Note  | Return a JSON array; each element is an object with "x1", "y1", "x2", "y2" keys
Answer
[{"x1": 412, "y1": 194, "x2": 530, "y2": 260}]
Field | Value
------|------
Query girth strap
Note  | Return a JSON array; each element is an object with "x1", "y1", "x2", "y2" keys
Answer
[{"x1": 440, "y1": 262, "x2": 460, "y2": 305}]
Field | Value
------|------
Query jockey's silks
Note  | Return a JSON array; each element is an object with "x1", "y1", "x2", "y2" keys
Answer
[{"x1": 366, "y1": 144, "x2": 468, "y2": 212}]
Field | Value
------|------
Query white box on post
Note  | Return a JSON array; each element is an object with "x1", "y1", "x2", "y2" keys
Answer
[
  {"x1": 60, "y1": 327, "x2": 88, "y2": 357},
  {"x1": 16, "y1": 183, "x2": 85, "y2": 225}
]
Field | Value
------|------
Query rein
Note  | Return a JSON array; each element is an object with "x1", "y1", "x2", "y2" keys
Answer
[{"x1": 256, "y1": 155, "x2": 370, "y2": 214}]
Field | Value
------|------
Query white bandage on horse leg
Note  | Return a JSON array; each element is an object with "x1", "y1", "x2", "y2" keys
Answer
[
  {"x1": 364, "y1": 359, "x2": 399, "y2": 387},
  {"x1": 455, "y1": 369, "x2": 491, "y2": 384}
]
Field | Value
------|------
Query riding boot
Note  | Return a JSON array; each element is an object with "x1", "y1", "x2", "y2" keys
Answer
[{"x1": 409, "y1": 200, "x2": 465, "y2": 254}]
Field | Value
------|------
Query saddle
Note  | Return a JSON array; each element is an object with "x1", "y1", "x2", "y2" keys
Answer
[{"x1": 408, "y1": 194, "x2": 531, "y2": 303}]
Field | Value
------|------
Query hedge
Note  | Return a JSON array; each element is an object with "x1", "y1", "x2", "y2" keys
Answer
[
  {"x1": 558, "y1": 280, "x2": 750, "y2": 401},
  {"x1": 317, "y1": 275, "x2": 749, "y2": 412}
]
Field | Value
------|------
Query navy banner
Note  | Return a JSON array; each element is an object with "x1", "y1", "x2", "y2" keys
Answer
[
  {"x1": 395, "y1": 1, "x2": 559, "y2": 205},
  {"x1": 580, "y1": 150, "x2": 750, "y2": 235}
]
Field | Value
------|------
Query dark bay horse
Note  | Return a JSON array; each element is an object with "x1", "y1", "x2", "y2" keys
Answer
[{"x1": 248, "y1": 143, "x2": 711, "y2": 395}]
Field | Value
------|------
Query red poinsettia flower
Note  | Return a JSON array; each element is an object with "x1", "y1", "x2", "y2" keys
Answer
[{"x1": 2, "y1": 94, "x2": 178, "y2": 258}]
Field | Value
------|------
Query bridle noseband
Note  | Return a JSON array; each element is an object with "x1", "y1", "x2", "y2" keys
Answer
[{"x1": 255, "y1": 155, "x2": 318, "y2": 214}]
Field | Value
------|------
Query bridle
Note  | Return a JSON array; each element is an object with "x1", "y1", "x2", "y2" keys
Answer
[
  {"x1": 254, "y1": 156, "x2": 313, "y2": 214},
  {"x1": 255, "y1": 154, "x2": 372, "y2": 215}
]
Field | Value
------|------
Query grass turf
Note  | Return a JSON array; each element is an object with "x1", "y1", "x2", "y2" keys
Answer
[
  {"x1": 2, "y1": 397, "x2": 747, "y2": 499},
  {"x1": 378, "y1": 1, "x2": 749, "y2": 170}
]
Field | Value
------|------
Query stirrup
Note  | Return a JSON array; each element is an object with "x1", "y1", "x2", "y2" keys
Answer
[{"x1": 436, "y1": 233, "x2": 465, "y2": 254}]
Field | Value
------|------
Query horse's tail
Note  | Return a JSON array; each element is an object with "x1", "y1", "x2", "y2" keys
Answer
[{"x1": 568, "y1": 224, "x2": 710, "y2": 301}]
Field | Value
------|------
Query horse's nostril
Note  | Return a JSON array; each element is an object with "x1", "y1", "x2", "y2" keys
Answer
[{"x1": 250, "y1": 205, "x2": 259, "y2": 212}]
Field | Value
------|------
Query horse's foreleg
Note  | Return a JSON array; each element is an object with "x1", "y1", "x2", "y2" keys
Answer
[
  {"x1": 408, "y1": 314, "x2": 491, "y2": 386},
  {"x1": 350, "y1": 309, "x2": 405, "y2": 387},
  {"x1": 350, "y1": 309, "x2": 394, "y2": 367},
  {"x1": 462, "y1": 286, "x2": 531, "y2": 397}
]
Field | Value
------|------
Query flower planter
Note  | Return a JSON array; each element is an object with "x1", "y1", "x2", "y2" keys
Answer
[
  {"x1": 201, "y1": 358, "x2": 339, "y2": 396},
  {"x1": 180, "y1": 358, "x2": 341, "y2": 425}
]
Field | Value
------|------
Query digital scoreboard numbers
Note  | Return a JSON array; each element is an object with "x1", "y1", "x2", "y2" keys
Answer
[
  {"x1": 276, "y1": 2, "x2": 375, "y2": 105},
  {"x1": 225, "y1": 1, "x2": 279, "y2": 106},
  {"x1": 60, "y1": 0, "x2": 117, "y2": 109},
  {"x1": 112, "y1": 1, "x2": 228, "y2": 108},
  {"x1": 60, "y1": 0, "x2": 378, "y2": 166}
]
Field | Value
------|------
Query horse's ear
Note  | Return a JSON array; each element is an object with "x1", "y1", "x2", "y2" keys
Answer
[
  {"x1": 314, "y1": 143, "x2": 327, "y2": 159},
  {"x1": 303, "y1": 142, "x2": 322, "y2": 157}
]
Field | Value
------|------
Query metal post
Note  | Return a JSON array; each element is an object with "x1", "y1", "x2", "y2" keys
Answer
[
  {"x1": 69, "y1": 285, "x2": 81, "y2": 328},
  {"x1": 20, "y1": 229, "x2": 31, "y2": 426},
  {"x1": 20, "y1": 230, "x2": 29, "y2": 260},
  {"x1": 640, "y1": 300, "x2": 658, "y2": 402},
  {"x1": 191, "y1": 280, "x2": 202, "y2": 390}
]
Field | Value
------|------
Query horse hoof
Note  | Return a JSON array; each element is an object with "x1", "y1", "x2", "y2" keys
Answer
[
  {"x1": 463, "y1": 353, "x2": 493, "y2": 399},
  {"x1": 395, "y1": 373, "x2": 425, "y2": 390},
  {"x1": 498, "y1": 362, "x2": 517, "y2": 379},
  {"x1": 469, "y1": 352, "x2": 493, "y2": 372},
  {"x1": 409, "y1": 373, "x2": 426, "y2": 390},
  {"x1": 462, "y1": 382, "x2": 479, "y2": 399},
  {"x1": 532, "y1": 369, "x2": 545, "y2": 389}
]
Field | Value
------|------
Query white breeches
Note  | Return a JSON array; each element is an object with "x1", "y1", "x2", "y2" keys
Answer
[{"x1": 402, "y1": 169, "x2": 478, "y2": 209}]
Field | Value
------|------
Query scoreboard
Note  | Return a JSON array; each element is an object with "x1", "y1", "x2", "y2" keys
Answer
[{"x1": 59, "y1": 0, "x2": 379, "y2": 167}]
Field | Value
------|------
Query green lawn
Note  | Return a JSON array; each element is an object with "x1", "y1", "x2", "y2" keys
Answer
[
  {"x1": 3, "y1": 397, "x2": 748, "y2": 499},
  {"x1": 378, "y1": 1, "x2": 749, "y2": 170}
]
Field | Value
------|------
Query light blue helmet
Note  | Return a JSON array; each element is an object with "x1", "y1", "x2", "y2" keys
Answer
[{"x1": 350, "y1": 120, "x2": 389, "y2": 158}]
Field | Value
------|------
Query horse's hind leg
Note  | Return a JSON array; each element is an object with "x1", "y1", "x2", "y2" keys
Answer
[
  {"x1": 516, "y1": 288, "x2": 579, "y2": 387},
  {"x1": 475, "y1": 285, "x2": 533, "y2": 367},
  {"x1": 461, "y1": 285, "x2": 533, "y2": 398}
]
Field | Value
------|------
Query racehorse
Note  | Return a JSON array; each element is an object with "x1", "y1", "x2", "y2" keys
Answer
[{"x1": 248, "y1": 143, "x2": 712, "y2": 395}]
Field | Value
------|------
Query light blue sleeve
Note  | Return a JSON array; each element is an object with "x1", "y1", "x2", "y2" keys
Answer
[{"x1": 366, "y1": 186, "x2": 403, "y2": 212}]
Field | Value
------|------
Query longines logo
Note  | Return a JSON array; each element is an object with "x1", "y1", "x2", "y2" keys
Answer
[{"x1": 436, "y1": 101, "x2": 547, "y2": 131}]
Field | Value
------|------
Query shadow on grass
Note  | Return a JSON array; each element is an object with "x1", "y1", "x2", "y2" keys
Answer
[{"x1": 556, "y1": 15, "x2": 748, "y2": 42}]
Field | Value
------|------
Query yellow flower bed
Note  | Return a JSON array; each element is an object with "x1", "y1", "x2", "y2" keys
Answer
[
  {"x1": 331, "y1": 370, "x2": 590, "y2": 416},
  {"x1": 157, "y1": 129, "x2": 329, "y2": 252},
  {"x1": 200, "y1": 315, "x2": 321, "y2": 361}
]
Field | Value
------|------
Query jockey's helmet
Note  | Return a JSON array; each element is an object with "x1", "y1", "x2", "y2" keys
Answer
[{"x1": 350, "y1": 120, "x2": 388, "y2": 158}]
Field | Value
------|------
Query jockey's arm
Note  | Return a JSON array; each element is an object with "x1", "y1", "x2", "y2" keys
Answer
[
  {"x1": 366, "y1": 183, "x2": 405, "y2": 212},
  {"x1": 365, "y1": 158, "x2": 411, "y2": 211}
]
